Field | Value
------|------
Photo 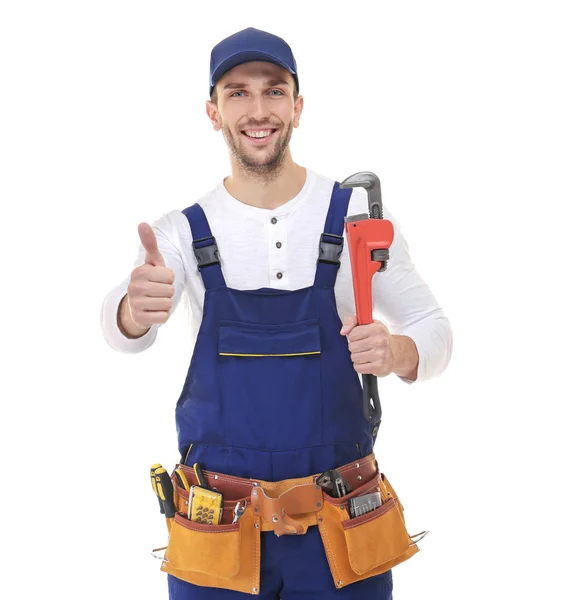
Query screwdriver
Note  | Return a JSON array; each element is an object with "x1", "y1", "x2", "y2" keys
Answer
[
  {"x1": 155, "y1": 467, "x2": 176, "y2": 518},
  {"x1": 193, "y1": 462, "x2": 207, "y2": 488},
  {"x1": 174, "y1": 468, "x2": 190, "y2": 491},
  {"x1": 150, "y1": 463, "x2": 165, "y2": 514}
]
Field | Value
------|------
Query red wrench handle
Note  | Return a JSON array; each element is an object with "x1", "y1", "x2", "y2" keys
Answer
[
  {"x1": 345, "y1": 218, "x2": 394, "y2": 325},
  {"x1": 345, "y1": 217, "x2": 394, "y2": 433}
]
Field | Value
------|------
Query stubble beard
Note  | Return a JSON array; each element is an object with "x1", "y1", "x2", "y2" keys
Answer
[{"x1": 221, "y1": 118, "x2": 293, "y2": 183}]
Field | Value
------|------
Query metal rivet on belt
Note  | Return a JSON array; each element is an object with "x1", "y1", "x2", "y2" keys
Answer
[
  {"x1": 356, "y1": 462, "x2": 360, "y2": 468},
  {"x1": 214, "y1": 475, "x2": 218, "y2": 480},
  {"x1": 252, "y1": 489, "x2": 258, "y2": 495},
  {"x1": 253, "y1": 587, "x2": 258, "y2": 593},
  {"x1": 316, "y1": 502, "x2": 321, "y2": 507},
  {"x1": 357, "y1": 475, "x2": 362, "y2": 480},
  {"x1": 337, "y1": 580, "x2": 343, "y2": 586},
  {"x1": 272, "y1": 516, "x2": 279, "y2": 522},
  {"x1": 254, "y1": 523, "x2": 259, "y2": 528},
  {"x1": 254, "y1": 507, "x2": 259, "y2": 512},
  {"x1": 318, "y1": 517, "x2": 323, "y2": 522}
]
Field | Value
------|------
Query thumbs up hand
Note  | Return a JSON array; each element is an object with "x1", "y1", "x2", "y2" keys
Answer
[{"x1": 122, "y1": 223, "x2": 176, "y2": 333}]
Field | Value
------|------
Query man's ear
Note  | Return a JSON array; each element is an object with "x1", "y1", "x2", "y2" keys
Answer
[
  {"x1": 293, "y1": 95, "x2": 304, "y2": 128},
  {"x1": 206, "y1": 100, "x2": 222, "y2": 131}
]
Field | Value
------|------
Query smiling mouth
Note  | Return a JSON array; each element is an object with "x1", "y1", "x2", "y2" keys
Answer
[{"x1": 241, "y1": 129, "x2": 278, "y2": 143}]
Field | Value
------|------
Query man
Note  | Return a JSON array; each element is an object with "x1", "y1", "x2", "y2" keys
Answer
[{"x1": 101, "y1": 27, "x2": 452, "y2": 600}]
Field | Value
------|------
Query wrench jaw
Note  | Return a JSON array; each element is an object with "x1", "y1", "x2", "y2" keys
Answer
[
  {"x1": 339, "y1": 171, "x2": 383, "y2": 219},
  {"x1": 341, "y1": 170, "x2": 390, "y2": 273},
  {"x1": 339, "y1": 170, "x2": 377, "y2": 190}
]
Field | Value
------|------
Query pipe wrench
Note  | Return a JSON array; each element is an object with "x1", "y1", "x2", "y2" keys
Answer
[{"x1": 340, "y1": 171, "x2": 394, "y2": 440}]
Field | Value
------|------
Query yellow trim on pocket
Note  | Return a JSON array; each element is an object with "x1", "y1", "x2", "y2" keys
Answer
[{"x1": 219, "y1": 352, "x2": 321, "y2": 357}]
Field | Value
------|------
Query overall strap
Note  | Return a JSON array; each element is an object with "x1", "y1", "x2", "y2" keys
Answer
[
  {"x1": 314, "y1": 182, "x2": 353, "y2": 288},
  {"x1": 182, "y1": 203, "x2": 227, "y2": 290}
]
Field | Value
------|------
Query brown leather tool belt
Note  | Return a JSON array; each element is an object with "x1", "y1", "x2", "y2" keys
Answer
[
  {"x1": 173, "y1": 453, "x2": 378, "y2": 536},
  {"x1": 155, "y1": 452, "x2": 425, "y2": 595}
]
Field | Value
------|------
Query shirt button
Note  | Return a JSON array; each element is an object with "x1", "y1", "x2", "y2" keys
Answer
[
  {"x1": 271, "y1": 217, "x2": 278, "y2": 224},
  {"x1": 276, "y1": 272, "x2": 283, "y2": 279},
  {"x1": 276, "y1": 241, "x2": 282, "y2": 249}
]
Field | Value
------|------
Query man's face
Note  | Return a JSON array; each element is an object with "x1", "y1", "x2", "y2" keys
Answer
[{"x1": 206, "y1": 61, "x2": 303, "y2": 177}]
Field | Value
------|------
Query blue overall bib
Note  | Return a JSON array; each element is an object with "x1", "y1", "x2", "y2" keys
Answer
[{"x1": 168, "y1": 182, "x2": 393, "y2": 599}]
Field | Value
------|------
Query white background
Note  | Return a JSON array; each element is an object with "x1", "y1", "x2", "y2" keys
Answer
[{"x1": 1, "y1": 1, "x2": 566, "y2": 598}]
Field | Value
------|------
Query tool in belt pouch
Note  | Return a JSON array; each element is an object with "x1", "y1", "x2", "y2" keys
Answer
[{"x1": 151, "y1": 455, "x2": 427, "y2": 595}]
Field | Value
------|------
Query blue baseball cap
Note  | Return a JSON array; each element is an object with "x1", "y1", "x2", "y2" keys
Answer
[{"x1": 209, "y1": 27, "x2": 299, "y2": 97}]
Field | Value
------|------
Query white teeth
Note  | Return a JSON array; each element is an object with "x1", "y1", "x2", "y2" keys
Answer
[{"x1": 244, "y1": 130, "x2": 273, "y2": 138}]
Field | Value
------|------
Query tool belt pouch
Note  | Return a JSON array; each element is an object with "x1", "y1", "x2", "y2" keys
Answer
[
  {"x1": 157, "y1": 467, "x2": 260, "y2": 596},
  {"x1": 317, "y1": 471, "x2": 420, "y2": 589}
]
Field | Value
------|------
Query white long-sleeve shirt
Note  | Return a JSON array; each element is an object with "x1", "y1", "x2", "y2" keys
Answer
[{"x1": 100, "y1": 168, "x2": 452, "y2": 384}]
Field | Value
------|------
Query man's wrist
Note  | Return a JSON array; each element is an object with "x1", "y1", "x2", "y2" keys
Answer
[
  {"x1": 117, "y1": 294, "x2": 151, "y2": 339},
  {"x1": 391, "y1": 335, "x2": 419, "y2": 381}
]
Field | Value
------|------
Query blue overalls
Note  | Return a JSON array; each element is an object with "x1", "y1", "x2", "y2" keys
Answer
[{"x1": 168, "y1": 182, "x2": 393, "y2": 599}]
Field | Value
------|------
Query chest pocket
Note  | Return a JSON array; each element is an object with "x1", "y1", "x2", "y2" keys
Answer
[
  {"x1": 219, "y1": 319, "x2": 321, "y2": 357},
  {"x1": 217, "y1": 319, "x2": 324, "y2": 449}
]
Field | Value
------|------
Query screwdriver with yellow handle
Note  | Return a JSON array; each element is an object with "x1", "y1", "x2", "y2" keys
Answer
[
  {"x1": 174, "y1": 468, "x2": 190, "y2": 491},
  {"x1": 155, "y1": 466, "x2": 176, "y2": 518},
  {"x1": 150, "y1": 463, "x2": 165, "y2": 514}
]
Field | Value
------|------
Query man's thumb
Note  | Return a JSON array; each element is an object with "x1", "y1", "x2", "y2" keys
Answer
[
  {"x1": 138, "y1": 222, "x2": 165, "y2": 267},
  {"x1": 340, "y1": 315, "x2": 358, "y2": 336}
]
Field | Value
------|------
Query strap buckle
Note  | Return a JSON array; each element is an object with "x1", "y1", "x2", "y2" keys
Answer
[
  {"x1": 318, "y1": 233, "x2": 344, "y2": 266},
  {"x1": 192, "y1": 235, "x2": 220, "y2": 270}
]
